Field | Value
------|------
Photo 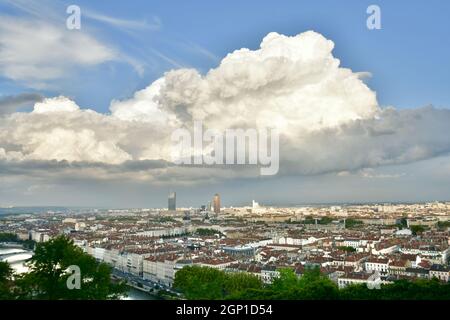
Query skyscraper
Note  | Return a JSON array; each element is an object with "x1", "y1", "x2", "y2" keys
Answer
[
  {"x1": 213, "y1": 193, "x2": 221, "y2": 214},
  {"x1": 168, "y1": 192, "x2": 176, "y2": 211}
]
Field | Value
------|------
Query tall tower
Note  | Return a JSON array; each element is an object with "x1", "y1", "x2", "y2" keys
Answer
[
  {"x1": 168, "y1": 192, "x2": 176, "y2": 211},
  {"x1": 213, "y1": 193, "x2": 221, "y2": 214}
]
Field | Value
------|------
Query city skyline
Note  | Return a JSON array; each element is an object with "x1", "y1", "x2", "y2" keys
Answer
[
  {"x1": 4, "y1": 197, "x2": 450, "y2": 212},
  {"x1": 2, "y1": 198, "x2": 449, "y2": 301}
]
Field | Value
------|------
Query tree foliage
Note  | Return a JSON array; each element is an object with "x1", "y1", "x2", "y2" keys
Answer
[
  {"x1": 0, "y1": 232, "x2": 18, "y2": 242},
  {"x1": 337, "y1": 246, "x2": 356, "y2": 252},
  {"x1": 253, "y1": 268, "x2": 339, "y2": 300},
  {"x1": 340, "y1": 278, "x2": 450, "y2": 300},
  {"x1": 174, "y1": 266, "x2": 340, "y2": 300},
  {"x1": 410, "y1": 225, "x2": 426, "y2": 235},
  {"x1": 195, "y1": 228, "x2": 224, "y2": 237},
  {"x1": 397, "y1": 217, "x2": 408, "y2": 230},
  {"x1": 0, "y1": 232, "x2": 35, "y2": 249},
  {"x1": 0, "y1": 261, "x2": 14, "y2": 299},
  {"x1": 173, "y1": 265, "x2": 262, "y2": 299},
  {"x1": 13, "y1": 236, "x2": 127, "y2": 300},
  {"x1": 437, "y1": 221, "x2": 450, "y2": 230},
  {"x1": 174, "y1": 265, "x2": 450, "y2": 300},
  {"x1": 345, "y1": 219, "x2": 363, "y2": 228}
]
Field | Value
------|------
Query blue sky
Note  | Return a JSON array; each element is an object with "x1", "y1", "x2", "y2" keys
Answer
[{"x1": 1, "y1": 0, "x2": 450, "y2": 112}]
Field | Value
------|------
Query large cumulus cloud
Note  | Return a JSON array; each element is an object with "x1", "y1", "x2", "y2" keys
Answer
[{"x1": 1, "y1": 31, "x2": 449, "y2": 184}]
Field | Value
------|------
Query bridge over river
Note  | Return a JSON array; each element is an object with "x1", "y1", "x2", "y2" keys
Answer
[
  {"x1": 0, "y1": 242, "x2": 24, "y2": 249},
  {"x1": 0, "y1": 249, "x2": 32, "y2": 263}
]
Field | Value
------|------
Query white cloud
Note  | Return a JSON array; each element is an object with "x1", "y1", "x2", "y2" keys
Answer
[
  {"x1": 33, "y1": 96, "x2": 80, "y2": 114},
  {"x1": 110, "y1": 78, "x2": 172, "y2": 124},
  {"x1": 155, "y1": 31, "x2": 378, "y2": 133},
  {"x1": 83, "y1": 10, "x2": 162, "y2": 31},
  {"x1": 1, "y1": 31, "x2": 450, "y2": 185},
  {"x1": 0, "y1": 15, "x2": 117, "y2": 87},
  {"x1": 26, "y1": 127, "x2": 132, "y2": 164}
]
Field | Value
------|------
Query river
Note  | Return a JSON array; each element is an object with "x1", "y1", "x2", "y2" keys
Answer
[{"x1": 0, "y1": 247, "x2": 157, "y2": 300}]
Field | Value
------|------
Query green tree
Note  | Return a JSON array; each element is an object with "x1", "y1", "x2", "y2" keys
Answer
[
  {"x1": 397, "y1": 217, "x2": 408, "y2": 230},
  {"x1": 345, "y1": 219, "x2": 363, "y2": 228},
  {"x1": 15, "y1": 236, "x2": 126, "y2": 300},
  {"x1": 174, "y1": 265, "x2": 450, "y2": 300},
  {"x1": 0, "y1": 232, "x2": 18, "y2": 242},
  {"x1": 173, "y1": 265, "x2": 262, "y2": 300},
  {"x1": 340, "y1": 278, "x2": 450, "y2": 300},
  {"x1": 0, "y1": 261, "x2": 14, "y2": 299},
  {"x1": 410, "y1": 225, "x2": 426, "y2": 235},
  {"x1": 173, "y1": 265, "x2": 227, "y2": 299},
  {"x1": 270, "y1": 268, "x2": 299, "y2": 293},
  {"x1": 319, "y1": 217, "x2": 333, "y2": 224},
  {"x1": 234, "y1": 267, "x2": 339, "y2": 300},
  {"x1": 224, "y1": 271, "x2": 263, "y2": 296},
  {"x1": 337, "y1": 246, "x2": 356, "y2": 252},
  {"x1": 292, "y1": 267, "x2": 339, "y2": 300},
  {"x1": 437, "y1": 221, "x2": 450, "y2": 230},
  {"x1": 339, "y1": 283, "x2": 373, "y2": 300},
  {"x1": 195, "y1": 228, "x2": 224, "y2": 237}
]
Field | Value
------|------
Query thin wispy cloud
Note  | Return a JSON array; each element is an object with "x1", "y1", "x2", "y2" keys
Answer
[
  {"x1": 0, "y1": 0, "x2": 218, "y2": 88},
  {"x1": 0, "y1": 0, "x2": 148, "y2": 87},
  {"x1": 148, "y1": 48, "x2": 187, "y2": 69},
  {"x1": 0, "y1": 15, "x2": 118, "y2": 87},
  {"x1": 83, "y1": 10, "x2": 162, "y2": 31},
  {"x1": 182, "y1": 41, "x2": 220, "y2": 63},
  {"x1": 0, "y1": 0, "x2": 60, "y2": 20}
]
